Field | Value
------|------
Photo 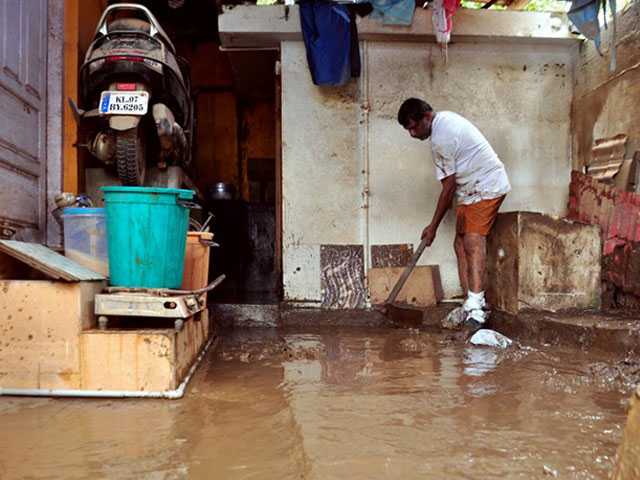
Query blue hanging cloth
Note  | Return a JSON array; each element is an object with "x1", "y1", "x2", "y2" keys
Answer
[
  {"x1": 567, "y1": 0, "x2": 618, "y2": 71},
  {"x1": 369, "y1": 0, "x2": 415, "y2": 26},
  {"x1": 568, "y1": 0, "x2": 603, "y2": 51},
  {"x1": 299, "y1": 0, "x2": 356, "y2": 86}
]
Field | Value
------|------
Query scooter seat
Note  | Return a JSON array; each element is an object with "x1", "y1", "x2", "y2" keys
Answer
[{"x1": 108, "y1": 18, "x2": 151, "y2": 34}]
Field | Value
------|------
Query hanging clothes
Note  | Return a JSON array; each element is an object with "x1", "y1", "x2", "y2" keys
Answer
[
  {"x1": 567, "y1": 0, "x2": 617, "y2": 71},
  {"x1": 431, "y1": 0, "x2": 460, "y2": 60},
  {"x1": 299, "y1": 0, "x2": 361, "y2": 86},
  {"x1": 369, "y1": 0, "x2": 415, "y2": 26},
  {"x1": 348, "y1": 7, "x2": 362, "y2": 79},
  {"x1": 609, "y1": 0, "x2": 617, "y2": 71},
  {"x1": 431, "y1": 0, "x2": 449, "y2": 44},
  {"x1": 568, "y1": 0, "x2": 603, "y2": 50}
]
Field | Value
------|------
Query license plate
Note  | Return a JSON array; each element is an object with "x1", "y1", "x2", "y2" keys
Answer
[{"x1": 99, "y1": 91, "x2": 149, "y2": 115}]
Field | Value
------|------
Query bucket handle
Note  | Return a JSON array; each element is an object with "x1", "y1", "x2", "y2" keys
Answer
[
  {"x1": 177, "y1": 200, "x2": 201, "y2": 210},
  {"x1": 199, "y1": 239, "x2": 219, "y2": 247}
]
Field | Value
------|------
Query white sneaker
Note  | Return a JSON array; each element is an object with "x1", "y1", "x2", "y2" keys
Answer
[
  {"x1": 463, "y1": 294, "x2": 486, "y2": 312},
  {"x1": 464, "y1": 309, "x2": 486, "y2": 332},
  {"x1": 467, "y1": 308, "x2": 486, "y2": 325}
]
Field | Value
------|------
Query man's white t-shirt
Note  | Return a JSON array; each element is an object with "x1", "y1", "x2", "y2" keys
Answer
[{"x1": 430, "y1": 111, "x2": 511, "y2": 205}]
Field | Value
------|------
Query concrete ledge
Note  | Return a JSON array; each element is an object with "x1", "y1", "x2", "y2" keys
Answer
[
  {"x1": 386, "y1": 303, "x2": 640, "y2": 356},
  {"x1": 210, "y1": 303, "x2": 394, "y2": 328},
  {"x1": 281, "y1": 307, "x2": 390, "y2": 327},
  {"x1": 491, "y1": 311, "x2": 640, "y2": 356},
  {"x1": 210, "y1": 303, "x2": 280, "y2": 328},
  {"x1": 386, "y1": 302, "x2": 457, "y2": 329},
  {"x1": 219, "y1": 6, "x2": 579, "y2": 48}
]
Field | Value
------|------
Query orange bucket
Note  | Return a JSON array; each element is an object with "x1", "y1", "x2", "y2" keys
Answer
[{"x1": 181, "y1": 232, "x2": 214, "y2": 292}]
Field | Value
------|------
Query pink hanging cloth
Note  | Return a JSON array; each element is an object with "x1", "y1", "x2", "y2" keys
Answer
[{"x1": 431, "y1": 0, "x2": 461, "y2": 61}]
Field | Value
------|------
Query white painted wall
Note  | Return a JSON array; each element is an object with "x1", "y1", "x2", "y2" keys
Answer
[{"x1": 282, "y1": 40, "x2": 574, "y2": 302}]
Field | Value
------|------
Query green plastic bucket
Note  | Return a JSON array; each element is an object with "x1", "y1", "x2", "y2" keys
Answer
[{"x1": 101, "y1": 186, "x2": 195, "y2": 288}]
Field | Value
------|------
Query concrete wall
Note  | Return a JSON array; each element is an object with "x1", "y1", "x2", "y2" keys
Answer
[
  {"x1": 569, "y1": 2, "x2": 640, "y2": 309},
  {"x1": 487, "y1": 212, "x2": 601, "y2": 314},
  {"x1": 282, "y1": 40, "x2": 575, "y2": 302},
  {"x1": 572, "y1": 1, "x2": 640, "y2": 170},
  {"x1": 568, "y1": 171, "x2": 640, "y2": 308}
]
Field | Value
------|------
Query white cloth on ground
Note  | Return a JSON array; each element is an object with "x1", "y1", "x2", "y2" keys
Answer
[{"x1": 469, "y1": 329, "x2": 513, "y2": 348}]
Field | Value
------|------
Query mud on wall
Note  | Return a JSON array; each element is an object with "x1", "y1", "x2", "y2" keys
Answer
[
  {"x1": 572, "y1": 1, "x2": 640, "y2": 169},
  {"x1": 570, "y1": 2, "x2": 640, "y2": 308},
  {"x1": 282, "y1": 40, "x2": 575, "y2": 303}
]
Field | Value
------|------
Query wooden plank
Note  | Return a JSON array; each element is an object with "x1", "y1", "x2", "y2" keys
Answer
[
  {"x1": 194, "y1": 92, "x2": 239, "y2": 193},
  {"x1": 369, "y1": 266, "x2": 444, "y2": 307},
  {"x1": 0, "y1": 240, "x2": 105, "y2": 281},
  {"x1": 63, "y1": 0, "x2": 79, "y2": 194},
  {"x1": 0, "y1": 281, "x2": 104, "y2": 389},
  {"x1": 80, "y1": 331, "x2": 176, "y2": 391}
]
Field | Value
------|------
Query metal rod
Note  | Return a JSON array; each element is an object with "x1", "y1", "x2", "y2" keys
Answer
[
  {"x1": 200, "y1": 213, "x2": 214, "y2": 232},
  {"x1": 361, "y1": 41, "x2": 371, "y2": 302},
  {"x1": 218, "y1": 47, "x2": 280, "y2": 52},
  {"x1": 105, "y1": 274, "x2": 226, "y2": 297}
]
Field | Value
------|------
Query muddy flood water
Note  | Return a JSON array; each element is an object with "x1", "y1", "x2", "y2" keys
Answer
[{"x1": 0, "y1": 325, "x2": 633, "y2": 479}]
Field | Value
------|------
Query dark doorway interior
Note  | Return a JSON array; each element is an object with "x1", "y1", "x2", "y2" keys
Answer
[
  {"x1": 89, "y1": 2, "x2": 282, "y2": 304},
  {"x1": 208, "y1": 50, "x2": 280, "y2": 304}
]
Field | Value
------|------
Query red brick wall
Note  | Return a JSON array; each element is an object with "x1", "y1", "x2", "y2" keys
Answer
[{"x1": 568, "y1": 171, "x2": 640, "y2": 308}]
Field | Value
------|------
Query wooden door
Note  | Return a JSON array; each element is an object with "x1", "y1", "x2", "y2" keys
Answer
[{"x1": 0, "y1": 0, "x2": 48, "y2": 241}]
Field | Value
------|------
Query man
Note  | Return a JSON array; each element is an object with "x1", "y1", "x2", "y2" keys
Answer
[{"x1": 397, "y1": 98, "x2": 511, "y2": 328}]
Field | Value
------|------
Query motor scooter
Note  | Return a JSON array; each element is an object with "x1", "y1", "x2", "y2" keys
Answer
[{"x1": 70, "y1": 3, "x2": 193, "y2": 185}]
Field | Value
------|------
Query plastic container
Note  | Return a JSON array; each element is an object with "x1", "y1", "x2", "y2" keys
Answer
[
  {"x1": 62, "y1": 208, "x2": 109, "y2": 276},
  {"x1": 101, "y1": 186, "x2": 195, "y2": 288}
]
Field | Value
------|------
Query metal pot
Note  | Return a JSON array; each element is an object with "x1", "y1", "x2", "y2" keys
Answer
[{"x1": 209, "y1": 182, "x2": 236, "y2": 201}]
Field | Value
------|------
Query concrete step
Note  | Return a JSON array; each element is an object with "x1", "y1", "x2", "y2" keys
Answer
[
  {"x1": 386, "y1": 303, "x2": 640, "y2": 357},
  {"x1": 210, "y1": 303, "x2": 280, "y2": 328}
]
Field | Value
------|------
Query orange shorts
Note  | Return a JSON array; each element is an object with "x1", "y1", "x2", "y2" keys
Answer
[{"x1": 456, "y1": 195, "x2": 506, "y2": 236}]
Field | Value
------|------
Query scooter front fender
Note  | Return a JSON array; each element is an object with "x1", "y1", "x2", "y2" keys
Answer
[{"x1": 109, "y1": 115, "x2": 141, "y2": 131}]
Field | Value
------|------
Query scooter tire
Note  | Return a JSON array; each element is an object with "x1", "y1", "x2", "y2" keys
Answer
[{"x1": 116, "y1": 129, "x2": 146, "y2": 186}]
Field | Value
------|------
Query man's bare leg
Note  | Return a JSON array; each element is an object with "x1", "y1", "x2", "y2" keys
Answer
[
  {"x1": 463, "y1": 233, "x2": 487, "y2": 324},
  {"x1": 454, "y1": 233, "x2": 469, "y2": 296},
  {"x1": 464, "y1": 233, "x2": 486, "y2": 293}
]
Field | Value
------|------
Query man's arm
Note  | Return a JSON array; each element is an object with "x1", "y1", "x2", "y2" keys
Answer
[{"x1": 421, "y1": 174, "x2": 456, "y2": 245}]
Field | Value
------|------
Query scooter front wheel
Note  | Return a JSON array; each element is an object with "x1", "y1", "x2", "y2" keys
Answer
[{"x1": 116, "y1": 128, "x2": 146, "y2": 186}]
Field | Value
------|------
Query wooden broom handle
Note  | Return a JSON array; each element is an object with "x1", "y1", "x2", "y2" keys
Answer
[{"x1": 384, "y1": 238, "x2": 429, "y2": 306}]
